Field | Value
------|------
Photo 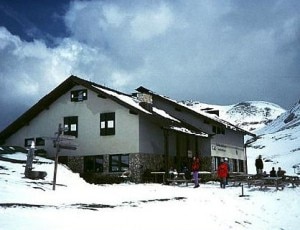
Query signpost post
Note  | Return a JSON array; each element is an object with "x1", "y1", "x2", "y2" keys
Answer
[{"x1": 52, "y1": 124, "x2": 77, "y2": 190}]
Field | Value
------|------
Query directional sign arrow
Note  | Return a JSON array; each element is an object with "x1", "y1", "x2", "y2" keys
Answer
[{"x1": 58, "y1": 140, "x2": 78, "y2": 150}]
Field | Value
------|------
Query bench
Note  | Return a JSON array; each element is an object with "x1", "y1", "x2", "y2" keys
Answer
[
  {"x1": 228, "y1": 174, "x2": 254, "y2": 187},
  {"x1": 228, "y1": 174, "x2": 286, "y2": 190},
  {"x1": 167, "y1": 172, "x2": 192, "y2": 186},
  {"x1": 167, "y1": 179, "x2": 191, "y2": 186},
  {"x1": 259, "y1": 176, "x2": 300, "y2": 190},
  {"x1": 260, "y1": 177, "x2": 285, "y2": 190},
  {"x1": 282, "y1": 175, "x2": 300, "y2": 188},
  {"x1": 248, "y1": 179, "x2": 265, "y2": 188}
]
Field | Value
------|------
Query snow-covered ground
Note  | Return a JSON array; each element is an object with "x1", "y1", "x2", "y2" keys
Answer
[
  {"x1": 1, "y1": 100, "x2": 299, "y2": 230},
  {"x1": 1, "y1": 152, "x2": 300, "y2": 230}
]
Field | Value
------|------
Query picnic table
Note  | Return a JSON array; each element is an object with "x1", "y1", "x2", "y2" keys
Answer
[
  {"x1": 260, "y1": 177, "x2": 285, "y2": 190},
  {"x1": 167, "y1": 172, "x2": 189, "y2": 185},
  {"x1": 282, "y1": 175, "x2": 300, "y2": 188},
  {"x1": 229, "y1": 174, "x2": 284, "y2": 190},
  {"x1": 150, "y1": 171, "x2": 166, "y2": 183},
  {"x1": 252, "y1": 175, "x2": 300, "y2": 190},
  {"x1": 166, "y1": 171, "x2": 213, "y2": 186},
  {"x1": 198, "y1": 171, "x2": 212, "y2": 176},
  {"x1": 229, "y1": 174, "x2": 300, "y2": 190},
  {"x1": 228, "y1": 173, "x2": 254, "y2": 187}
]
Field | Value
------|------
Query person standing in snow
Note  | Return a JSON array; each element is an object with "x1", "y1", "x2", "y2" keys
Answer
[
  {"x1": 255, "y1": 155, "x2": 264, "y2": 175},
  {"x1": 270, "y1": 167, "x2": 277, "y2": 177},
  {"x1": 217, "y1": 158, "x2": 228, "y2": 189},
  {"x1": 191, "y1": 156, "x2": 200, "y2": 188}
]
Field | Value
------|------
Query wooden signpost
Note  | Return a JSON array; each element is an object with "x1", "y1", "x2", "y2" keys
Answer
[{"x1": 52, "y1": 124, "x2": 78, "y2": 190}]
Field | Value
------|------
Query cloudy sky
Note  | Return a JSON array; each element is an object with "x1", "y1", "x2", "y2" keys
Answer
[{"x1": 0, "y1": 0, "x2": 299, "y2": 131}]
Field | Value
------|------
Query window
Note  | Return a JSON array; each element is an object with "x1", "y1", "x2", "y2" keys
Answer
[
  {"x1": 239, "y1": 160, "x2": 244, "y2": 172},
  {"x1": 214, "y1": 156, "x2": 221, "y2": 171},
  {"x1": 71, "y1": 89, "x2": 87, "y2": 102},
  {"x1": 204, "y1": 119, "x2": 210, "y2": 124},
  {"x1": 64, "y1": 116, "x2": 78, "y2": 137},
  {"x1": 84, "y1": 156, "x2": 104, "y2": 173},
  {"x1": 35, "y1": 137, "x2": 45, "y2": 146},
  {"x1": 100, "y1": 112, "x2": 115, "y2": 136},
  {"x1": 109, "y1": 154, "x2": 129, "y2": 172},
  {"x1": 232, "y1": 159, "x2": 238, "y2": 172},
  {"x1": 212, "y1": 125, "x2": 225, "y2": 135},
  {"x1": 24, "y1": 138, "x2": 34, "y2": 147}
]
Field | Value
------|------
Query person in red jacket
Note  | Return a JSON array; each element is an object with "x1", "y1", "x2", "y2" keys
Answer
[
  {"x1": 217, "y1": 159, "x2": 228, "y2": 189},
  {"x1": 191, "y1": 156, "x2": 200, "y2": 188}
]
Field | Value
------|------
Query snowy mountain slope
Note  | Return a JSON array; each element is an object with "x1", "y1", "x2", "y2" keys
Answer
[
  {"x1": 256, "y1": 100, "x2": 300, "y2": 135},
  {"x1": 247, "y1": 101, "x2": 300, "y2": 175},
  {"x1": 181, "y1": 100, "x2": 285, "y2": 132},
  {"x1": 222, "y1": 101, "x2": 286, "y2": 132}
]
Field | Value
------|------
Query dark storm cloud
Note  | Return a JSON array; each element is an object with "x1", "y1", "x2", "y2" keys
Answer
[
  {"x1": 62, "y1": 0, "x2": 300, "y2": 106},
  {"x1": 0, "y1": 0, "x2": 300, "y2": 131}
]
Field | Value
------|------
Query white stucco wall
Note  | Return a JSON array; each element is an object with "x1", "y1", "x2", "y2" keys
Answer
[{"x1": 6, "y1": 86, "x2": 140, "y2": 157}]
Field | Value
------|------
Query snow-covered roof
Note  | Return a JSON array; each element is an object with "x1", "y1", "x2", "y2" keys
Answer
[
  {"x1": 92, "y1": 84, "x2": 207, "y2": 136},
  {"x1": 136, "y1": 87, "x2": 254, "y2": 136},
  {"x1": 169, "y1": 126, "x2": 208, "y2": 137},
  {"x1": 92, "y1": 85, "x2": 151, "y2": 114},
  {"x1": 152, "y1": 107, "x2": 180, "y2": 122}
]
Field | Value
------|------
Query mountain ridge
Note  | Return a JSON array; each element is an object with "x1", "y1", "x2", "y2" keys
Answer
[{"x1": 180, "y1": 100, "x2": 286, "y2": 132}]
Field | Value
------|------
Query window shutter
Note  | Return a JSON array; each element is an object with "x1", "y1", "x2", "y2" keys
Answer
[
  {"x1": 100, "y1": 112, "x2": 115, "y2": 136},
  {"x1": 64, "y1": 116, "x2": 78, "y2": 137},
  {"x1": 106, "y1": 113, "x2": 115, "y2": 135}
]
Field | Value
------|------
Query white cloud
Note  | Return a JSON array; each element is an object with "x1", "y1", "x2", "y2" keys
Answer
[
  {"x1": 102, "y1": 4, "x2": 126, "y2": 27},
  {"x1": 0, "y1": 28, "x2": 98, "y2": 105},
  {"x1": 110, "y1": 71, "x2": 132, "y2": 89},
  {"x1": 1, "y1": 0, "x2": 300, "y2": 126},
  {"x1": 129, "y1": 3, "x2": 173, "y2": 41},
  {"x1": 0, "y1": 27, "x2": 21, "y2": 49}
]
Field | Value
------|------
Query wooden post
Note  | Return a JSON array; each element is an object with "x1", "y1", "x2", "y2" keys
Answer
[
  {"x1": 52, "y1": 124, "x2": 62, "y2": 191},
  {"x1": 52, "y1": 149, "x2": 59, "y2": 190},
  {"x1": 164, "y1": 129, "x2": 169, "y2": 184}
]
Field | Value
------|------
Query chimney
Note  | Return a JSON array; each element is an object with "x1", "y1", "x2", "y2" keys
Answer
[{"x1": 137, "y1": 93, "x2": 153, "y2": 112}]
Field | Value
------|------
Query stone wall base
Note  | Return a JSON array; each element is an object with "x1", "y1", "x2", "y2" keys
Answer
[{"x1": 66, "y1": 153, "x2": 165, "y2": 183}]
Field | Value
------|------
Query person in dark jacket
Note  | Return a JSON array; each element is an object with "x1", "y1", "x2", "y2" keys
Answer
[
  {"x1": 255, "y1": 155, "x2": 264, "y2": 174},
  {"x1": 270, "y1": 167, "x2": 277, "y2": 177},
  {"x1": 277, "y1": 167, "x2": 286, "y2": 178},
  {"x1": 217, "y1": 159, "x2": 228, "y2": 189},
  {"x1": 191, "y1": 156, "x2": 200, "y2": 188}
]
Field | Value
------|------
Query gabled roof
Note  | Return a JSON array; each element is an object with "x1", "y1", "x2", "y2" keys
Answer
[
  {"x1": 0, "y1": 76, "x2": 208, "y2": 143},
  {"x1": 136, "y1": 86, "x2": 255, "y2": 136}
]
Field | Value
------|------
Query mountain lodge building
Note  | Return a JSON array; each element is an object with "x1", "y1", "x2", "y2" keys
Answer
[{"x1": 0, "y1": 76, "x2": 254, "y2": 182}]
